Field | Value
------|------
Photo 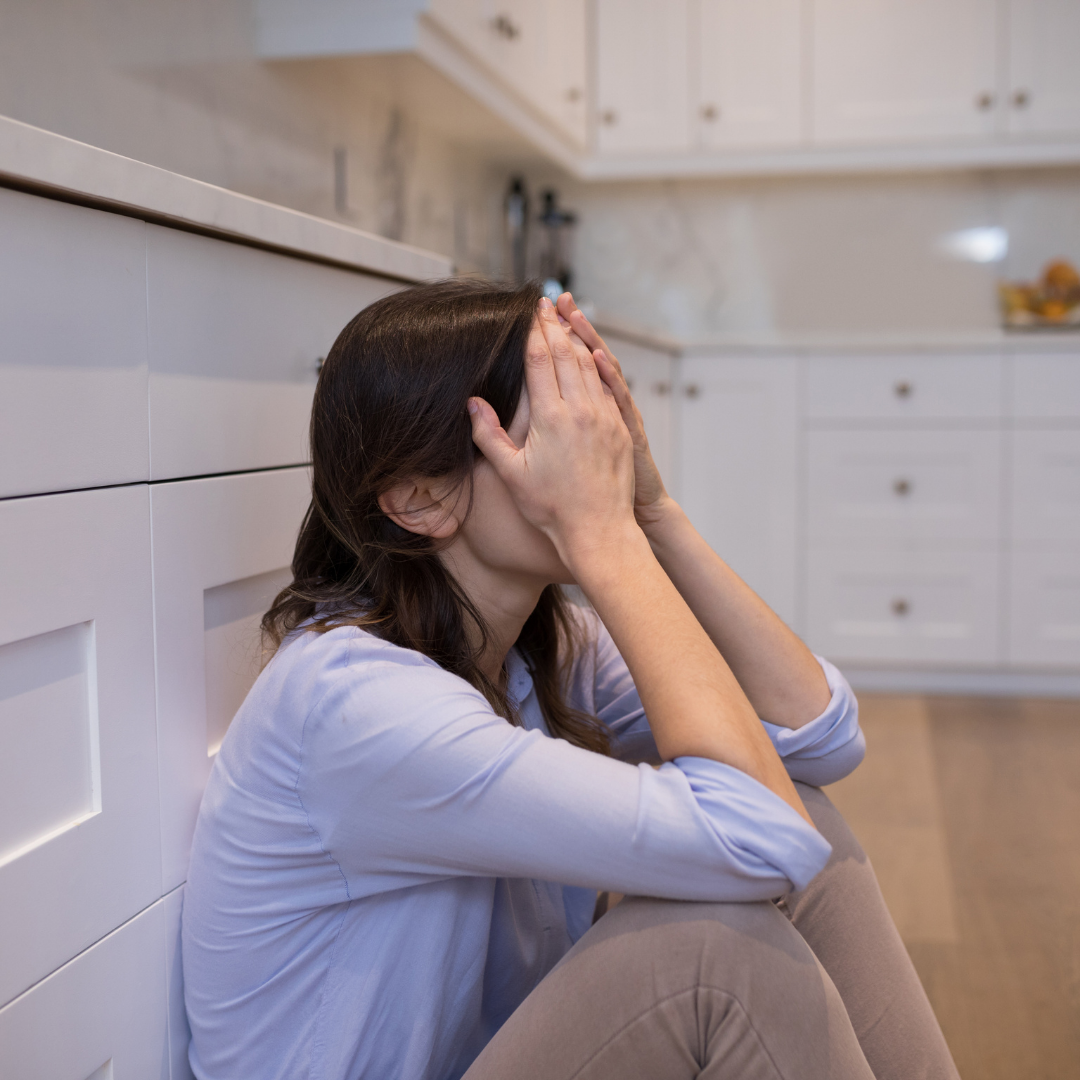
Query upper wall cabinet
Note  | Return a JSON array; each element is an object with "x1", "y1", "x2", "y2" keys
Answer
[
  {"x1": 595, "y1": 0, "x2": 691, "y2": 153},
  {"x1": 812, "y1": 0, "x2": 998, "y2": 145},
  {"x1": 1006, "y1": 0, "x2": 1080, "y2": 136},
  {"x1": 696, "y1": 0, "x2": 804, "y2": 149},
  {"x1": 427, "y1": 0, "x2": 589, "y2": 147}
]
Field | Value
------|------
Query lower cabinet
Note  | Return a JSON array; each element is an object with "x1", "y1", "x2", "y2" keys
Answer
[
  {"x1": 0, "y1": 898, "x2": 169, "y2": 1080},
  {"x1": 0, "y1": 487, "x2": 161, "y2": 1008},
  {"x1": 1008, "y1": 550, "x2": 1080, "y2": 668},
  {"x1": 150, "y1": 467, "x2": 312, "y2": 892}
]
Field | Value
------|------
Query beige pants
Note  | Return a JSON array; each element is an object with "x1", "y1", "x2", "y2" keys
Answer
[{"x1": 464, "y1": 784, "x2": 959, "y2": 1080}]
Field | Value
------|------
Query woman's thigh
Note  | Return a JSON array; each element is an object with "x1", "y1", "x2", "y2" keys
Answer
[
  {"x1": 782, "y1": 783, "x2": 960, "y2": 1080},
  {"x1": 462, "y1": 894, "x2": 875, "y2": 1080}
]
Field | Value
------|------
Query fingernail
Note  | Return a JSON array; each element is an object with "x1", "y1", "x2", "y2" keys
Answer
[
  {"x1": 467, "y1": 399, "x2": 479, "y2": 415},
  {"x1": 538, "y1": 296, "x2": 553, "y2": 310}
]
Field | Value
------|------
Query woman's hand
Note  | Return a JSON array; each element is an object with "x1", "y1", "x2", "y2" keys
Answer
[
  {"x1": 555, "y1": 293, "x2": 674, "y2": 532},
  {"x1": 467, "y1": 297, "x2": 638, "y2": 572}
]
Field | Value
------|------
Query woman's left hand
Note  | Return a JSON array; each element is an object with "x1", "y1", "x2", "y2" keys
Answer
[{"x1": 556, "y1": 293, "x2": 674, "y2": 531}]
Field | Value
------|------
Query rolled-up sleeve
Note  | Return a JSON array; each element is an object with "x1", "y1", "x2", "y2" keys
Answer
[
  {"x1": 300, "y1": 634, "x2": 831, "y2": 905},
  {"x1": 760, "y1": 658, "x2": 865, "y2": 787}
]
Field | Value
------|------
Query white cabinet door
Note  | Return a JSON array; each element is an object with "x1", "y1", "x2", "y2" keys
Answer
[
  {"x1": 0, "y1": 188, "x2": 148, "y2": 499},
  {"x1": 1011, "y1": 352, "x2": 1080, "y2": 419},
  {"x1": 1008, "y1": 549, "x2": 1080, "y2": 668},
  {"x1": 602, "y1": 335, "x2": 675, "y2": 489},
  {"x1": 1011, "y1": 429, "x2": 1080, "y2": 543},
  {"x1": 164, "y1": 887, "x2": 194, "y2": 1080},
  {"x1": 1006, "y1": 0, "x2": 1080, "y2": 136},
  {"x1": 596, "y1": 0, "x2": 691, "y2": 153},
  {"x1": 151, "y1": 468, "x2": 311, "y2": 891},
  {"x1": 812, "y1": 0, "x2": 999, "y2": 144},
  {"x1": 806, "y1": 548, "x2": 1001, "y2": 665},
  {"x1": 806, "y1": 354, "x2": 1005, "y2": 420},
  {"x1": 696, "y1": 0, "x2": 804, "y2": 149},
  {"x1": 0, "y1": 899, "x2": 168, "y2": 1080},
  {"x1": 677, "y1": 356, "x2": 799, "y2": 626},
  {"x1": 147, "y1": 226, "x2": 397, "y2": 480},
  {"x1": 807, "y1": 429, "x2": 1002, "y2": 543},
  {"x1": 0, "y1": 487, "x2": 160, "y2": 1006}
]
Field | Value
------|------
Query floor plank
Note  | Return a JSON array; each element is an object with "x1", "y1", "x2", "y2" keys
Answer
[{"x1": 827, "y1": 692, "x2": 1080, "y2": 1080}]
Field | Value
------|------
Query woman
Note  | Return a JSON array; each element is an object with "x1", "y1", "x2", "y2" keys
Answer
[{"x1": 182, "y1": 280, "x2": 958, "y2": 1080}]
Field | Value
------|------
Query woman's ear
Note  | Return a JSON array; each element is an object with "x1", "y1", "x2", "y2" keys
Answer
[{"x1": 378, "y1": 478, "x2": 463, "y2": 539}]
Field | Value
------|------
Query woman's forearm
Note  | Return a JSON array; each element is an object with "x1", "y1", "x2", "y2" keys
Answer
[
  {"x1": 569, "y1": 526, "x2": 815, "y2": 828},
  {"x1": 640, "y1": 498, "x2": 831, "y2": 730}
]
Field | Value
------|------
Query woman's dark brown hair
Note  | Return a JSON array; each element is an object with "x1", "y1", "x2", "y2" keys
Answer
[{"x1": 262, "y1": 278, "x2": 610, "y2": 755}]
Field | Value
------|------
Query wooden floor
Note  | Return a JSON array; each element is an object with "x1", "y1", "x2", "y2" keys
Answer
[{"x1": 825, "y1": 693, "x2": 1080, "y2": 1080}]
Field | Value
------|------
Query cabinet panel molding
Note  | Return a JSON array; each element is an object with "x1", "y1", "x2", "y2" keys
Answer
[
  {"x1": 1011, "y1": 352, "x2": 1080, "y2": 419},
  {"x1": 0, "y1": 188, "x2": 148, "y2": 499},
  {"x1": 1008, "y1": 549, "x2": 1080, "y2": 668},
  {"x1": 0, "y1": 899, "x2": 167, "y2": 1080},
  {"x1": 1006, "y1": 0, "x2": 1080, "y2": 136},
  {"x1": 0, "y1": 487, "x2": 160, "y2": 1007},
  {"x1": 151, "y1": 468, "x2": 311, "y2": 891},
  {"x1": 1011, "y1": 429, "x2": 1080, "y2": 543}
]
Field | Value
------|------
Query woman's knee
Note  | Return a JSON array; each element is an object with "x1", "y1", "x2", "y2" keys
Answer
[{"x1": 794, "y1": 782, "x2": 869, "y2": 867}]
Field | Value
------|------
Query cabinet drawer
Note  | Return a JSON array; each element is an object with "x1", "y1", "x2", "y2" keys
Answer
[
  {"x1": 806, "y1": 355, "x2": 1004, "y2": 421},
  {"x1": 1011, "y1": 429, "x2": 1080, "y2": 543},
  {"x1": 807, "y1": 429, "x2": 1001, "y2": 543},
  {"x1": 0, "y1": 487, "x2": 160, "y2": 1006},
  {"x1": 0, "y1": 899, "x2": 167, "y2": 1078},
  {"x1": 151, "y1": 467, "x2": 311, "y2": 890},
  {"x1": 0, "y1": 188, "x2": 148, "y2": 498},
  {"x1": 147, "y1": 226, "x2": 398, "y2": 480},
  {"x1": 1008, "y1": 550, "x2": 1080, "y2": 669},
  {"x1": 1011, "y1": 353, "x2": 1080, "y2": 420},
  {"x1": 806, "y1": 548, "x2": 1000, "y2": 665}
]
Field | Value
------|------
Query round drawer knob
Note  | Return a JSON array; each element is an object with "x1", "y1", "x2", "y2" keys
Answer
[
  {"x1": 893, "y1": 380, "x2": 913, "y2": 398},
  {"x1": 893, "y1": 477, "x2": 912, "y2": 496},
  {"x1": 683, "y1": 384, "x2": 701, "y2": 399},
  {"x1": 314, "y1": 356, "x2": 326, "y2": 374},
  {"x1": 653, "y1": 381, "x2": 672, "y2": 396},
  {"x1": 975, "y1": 91, "x2": 995, "y2": 110},
  {"x1": 1012, "y1": 88, "x2": 1030, "y2": 109},
  {"x1": 701, "y1": 104, "x2": 719, "y2": 121},
  {"x1": 601, "y1": 109, "x2": 618, "y2": 125},
  {"x1": 891, "y1": 598, "x2": 910, "y2": 617}
]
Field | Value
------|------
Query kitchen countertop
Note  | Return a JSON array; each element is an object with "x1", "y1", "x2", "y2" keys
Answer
[{"x1": 0, "y1": 114, "x2": 452, "y2": 283}]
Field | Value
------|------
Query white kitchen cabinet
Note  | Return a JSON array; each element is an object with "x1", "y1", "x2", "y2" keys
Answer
[
  {"x1": 1008, "y1": 549, "x2": 1080, "y2": 668},
  {"x1": 1006, "y1": 0, "x2": 1080, "y2": 136},
  {"x1": 806, "y1": 547, "x2": 1001, "y2": 665},
  {"x1": 0, "y1": 188, "x2": 148, "y2": 499},
  {"x1": 164, "y1": 887, "x2": 194, "y2": 1080},
  {"x1": 150, "y1": 467, "x2": 311, "y2": 892},
  {"x1": 806, "y1": 354, "x2": 1005, "y2": 420},
  {"x1": 696, "y1": 0, "x2": 804, "y2": 149},
  {"x1": 0, "y1": 899, "x2": 168, "y2": 1080},
  {"x1": 595, "y1": 0, "x2": 691, "y2": 153},
  {"x1": 812, "y1": 0, "x2": 999, "y2": 145},
  {"x1": 807, "y1": 429, "x2": 1003, "y2": 544},
  {"x1": 1011, "y1": 352, "x2": 1080, "y2": 420},
  {"x1": 428, "y1": 0, "x2": 588, "y2": 145},
  {"x1": 147, "y1": 226, "x2": 396, "y2": 480},
  {"x1": 0, "y1": 487, "x2": 160, "y2": 1007},
  {"x1": 677, "y1": 356, "x2": 799, "y2": 626},
  {"x1": 601, "y1": 333, "x2": 676, "y2": 489},
  {"x1": 1011, "y1": 429, "x2": 1080, "y2": 543}
]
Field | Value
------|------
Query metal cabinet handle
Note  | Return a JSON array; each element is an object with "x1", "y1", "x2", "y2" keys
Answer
[
  {"x1": 893, "y1": 380, "x2": 913, "y2": 398},
  {"x1": 566, "y1": 87, "x2": 582, "y2": 103},
  {"x1": 1012, "y1": 88, "x2": 1030, "y2": 109},
  {"x1": 653, "y1": 381, "x2": 672, "y2": 396},
  {"x1": 491, "y1": 14, "x2": 520, "y2": 39},
  {"x1": 893, "y1": 477, "x2": 912, "y2": 496},
  {"x1": 975, "y1": 92, "x2": 995, "y2": 110},
  {"x1": 891, "y1": 598, "x2": 910, "y2": 616},
  {"x1": 600, "y1": 109, "x2": 618, "y2": 125},
  {"x1": 683, "y1": 384, "x2": 701, "y2": 399},
  {"x1": 701, "y1": 104, "x2": 719, "y2": 121}
]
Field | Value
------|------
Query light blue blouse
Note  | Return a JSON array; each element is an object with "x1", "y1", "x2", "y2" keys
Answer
[{"x1": 182, "y1": 610, "x2": 864, "y2": 1080}]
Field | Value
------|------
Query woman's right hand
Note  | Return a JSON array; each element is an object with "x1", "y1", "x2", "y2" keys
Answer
[{"x1": 467, "y1": 296, "x2": 639, "y2": 571}]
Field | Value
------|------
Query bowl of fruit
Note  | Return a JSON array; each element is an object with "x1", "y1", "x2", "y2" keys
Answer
[{"x1": 1000, "y1": 260, "x2": 1080, "y2": 329}]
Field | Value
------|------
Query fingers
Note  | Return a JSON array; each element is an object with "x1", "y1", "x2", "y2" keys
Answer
[
  {"x1": 467, "y1": 397, "x2": 520, "y2": 478},
  {"x1": 562, "y1": 298, "x2": 624, "y2": 380},
  {"x1": 594, "y1": 348, "x2": 646, "y2": 443},
  {"x1": 537, "y1": 297, "x2": 609, "y2": 406}
]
